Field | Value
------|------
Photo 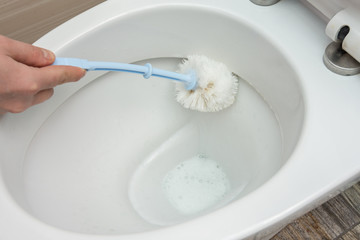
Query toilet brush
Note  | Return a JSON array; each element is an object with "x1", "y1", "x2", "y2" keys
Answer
[
  {"x1": 175, "y1": 55, "x2": 238, "y2": 112},
  {"x1": 53, "y1": 55, "x2": 238, "y2": 112}
]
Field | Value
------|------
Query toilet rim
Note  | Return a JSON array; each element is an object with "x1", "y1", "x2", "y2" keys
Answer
[{"x1": 2, "y1": 0, "x2": 360, "y2": 239}]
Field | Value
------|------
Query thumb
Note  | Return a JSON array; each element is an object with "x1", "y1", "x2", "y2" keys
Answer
[{"x1": 0, "y1": 35, "x2": 55, "y2": 67}]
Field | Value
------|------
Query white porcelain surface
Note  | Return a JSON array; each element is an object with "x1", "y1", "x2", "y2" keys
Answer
[{"x1": 1, "y1": 0, "x2": 360, "y2": 240}]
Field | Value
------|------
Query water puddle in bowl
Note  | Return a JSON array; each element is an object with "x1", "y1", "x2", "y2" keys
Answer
[{"x1": 162, "y1": 154, "x2": 230, "y2": 215}]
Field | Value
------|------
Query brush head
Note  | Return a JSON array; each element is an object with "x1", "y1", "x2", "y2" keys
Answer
[{"x1": 176, "y1": 55, "x2": 239, "y2": 112}]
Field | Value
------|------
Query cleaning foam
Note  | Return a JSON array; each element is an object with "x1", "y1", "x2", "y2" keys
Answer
[{"x1": 162, "y1": 154, "x2": 230, "y2": 215}]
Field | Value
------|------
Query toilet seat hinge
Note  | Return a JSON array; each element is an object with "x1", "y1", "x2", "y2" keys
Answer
[{"x1": 324, "y1": 8, "x2": 360, "y2": 75}]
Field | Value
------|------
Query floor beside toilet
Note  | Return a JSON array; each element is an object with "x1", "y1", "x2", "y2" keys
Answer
[
  {"x1": 0, "y1": 0, "x2": 104, "y2": 43},
  {"x1": 1, "y1": 0, "x2": 359, "y2": 239},
  {"x1": 272, "y1": 182, "x2": 360, "y2": 240}
]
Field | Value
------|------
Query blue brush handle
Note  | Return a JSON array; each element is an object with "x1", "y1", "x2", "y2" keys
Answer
[{"x1": 53, "y1": 57, "x2": 197, "y2": 90}]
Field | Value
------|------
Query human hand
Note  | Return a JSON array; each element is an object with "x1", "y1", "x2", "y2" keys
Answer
[{"x1": 0, "y1": 35, "x2": 86, "y2": 114}]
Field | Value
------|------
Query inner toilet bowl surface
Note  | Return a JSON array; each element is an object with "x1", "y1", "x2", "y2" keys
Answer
[{"x1": 1, "y1": 0, "x2": 360, "y2": 240}]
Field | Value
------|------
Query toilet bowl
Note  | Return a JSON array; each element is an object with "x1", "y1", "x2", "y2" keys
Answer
[{"x1": 1, "y1": 0, "x2": 360, "y2": 239}]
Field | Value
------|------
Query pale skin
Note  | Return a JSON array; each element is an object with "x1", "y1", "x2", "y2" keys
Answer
[{"x1": 0, "y1": 35, "x2": 86, "y2": 114}]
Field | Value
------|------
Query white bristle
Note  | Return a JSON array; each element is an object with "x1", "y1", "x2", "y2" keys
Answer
[{"x1": 176, "y1": 55, "x2": 239, "y2": 112}]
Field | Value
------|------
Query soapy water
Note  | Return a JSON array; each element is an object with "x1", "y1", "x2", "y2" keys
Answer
[{"x1": 162, "y1": 154, "x2": 230, "y2": 215}]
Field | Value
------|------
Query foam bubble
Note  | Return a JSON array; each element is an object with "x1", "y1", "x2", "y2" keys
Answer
[{"x1": 162, "y1": 154, "x2": 230, "y2": 215}]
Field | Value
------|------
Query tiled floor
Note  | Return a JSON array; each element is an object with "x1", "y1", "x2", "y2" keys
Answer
[{"x1": 1, "y1": 0, "x2": 360, "y2": 239}]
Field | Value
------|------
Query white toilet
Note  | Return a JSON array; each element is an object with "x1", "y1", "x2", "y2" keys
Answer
[{"x1": 1, "y1": 0, "x2": 360, "y2": 239}]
